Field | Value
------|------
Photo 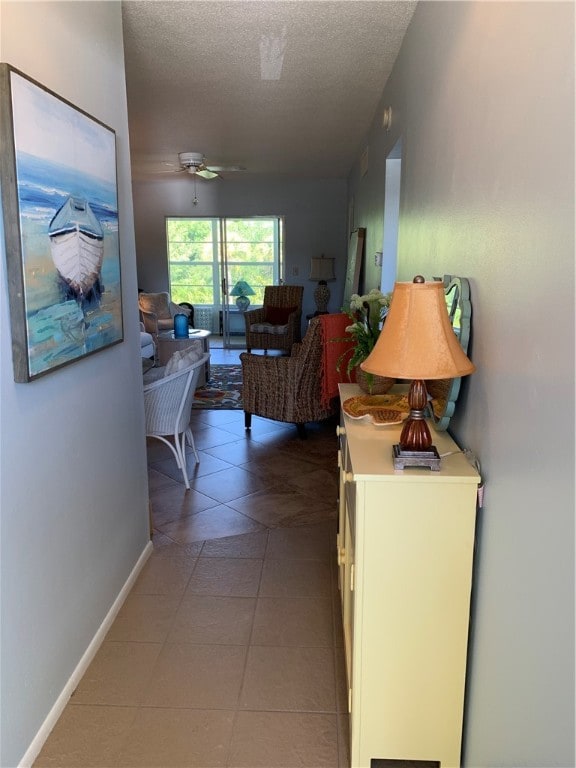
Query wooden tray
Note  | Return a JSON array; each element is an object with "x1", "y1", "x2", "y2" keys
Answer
[{"x1": 343, "y1": 394, "x2": 410, "y2": 425}]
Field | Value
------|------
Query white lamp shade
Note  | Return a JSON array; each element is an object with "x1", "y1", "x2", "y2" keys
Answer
[{"x1": 309, "y1": 256, "x2": 335, "y2": 282}]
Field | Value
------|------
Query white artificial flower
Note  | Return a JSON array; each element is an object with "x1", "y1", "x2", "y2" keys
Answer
[{"x1": 347, "y1": 289, "x2": 392, "y2": 316}]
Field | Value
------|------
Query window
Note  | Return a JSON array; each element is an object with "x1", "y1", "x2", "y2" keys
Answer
[{"x1": 166, "y1": 216, "x2": 284, "y2": 308}]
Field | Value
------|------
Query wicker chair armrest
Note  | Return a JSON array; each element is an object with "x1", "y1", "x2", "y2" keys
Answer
[
  {"x1": 286, "y1": 310, "x2": 300, "y2": 327},
  {"x1": 140, "y1": 309, "x2": 160, "y2": 336},
  {"x1": 285, "y1": 312, "x2": 302, "y2": 345},
  {"x1": 244, "y1": 307, "x2": 266, "y2": 323}
]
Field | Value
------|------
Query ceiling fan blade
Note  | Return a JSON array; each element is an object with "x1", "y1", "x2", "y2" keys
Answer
[
  {"x1": 146, "y1": 169, "x2": 187, "y2": 175},
  {"x1": 138, "y1": 161, "x2": 187, "y2": 175},
  {"x1": 206, "y1": 165, "x2": 246, "y2": 173},
  {"x1": 196, "y1": 168, "x2": 219, "y2": 180}
]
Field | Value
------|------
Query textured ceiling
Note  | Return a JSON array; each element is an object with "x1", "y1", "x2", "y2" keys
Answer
[{"x1": 122, "y1": 1, "x2": 417, "y2": 180}]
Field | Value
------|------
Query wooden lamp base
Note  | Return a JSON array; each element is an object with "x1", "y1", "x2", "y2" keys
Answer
[{"x1": 393, "y1": 379, "x2": 441, "y2": 471}]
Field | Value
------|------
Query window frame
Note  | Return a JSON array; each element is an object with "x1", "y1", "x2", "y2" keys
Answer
[{"x1": 166, "y1": 216, "x2": 284, "y2": 309}]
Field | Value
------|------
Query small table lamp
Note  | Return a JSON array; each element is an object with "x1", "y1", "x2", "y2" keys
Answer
[
  {"x1": 361, "y1": 276, "x2": 475, "y2": 470},
  {"x1": 230, "y1": 280, "x2": 255, "y2": 312},
  {"x1": 309, "y1": 255, "x2": 335, "y2": 314}
]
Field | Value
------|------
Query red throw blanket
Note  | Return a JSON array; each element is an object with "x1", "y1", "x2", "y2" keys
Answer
[{"x1": 319, "y1": 313, "x2": 357, "y2": 408}]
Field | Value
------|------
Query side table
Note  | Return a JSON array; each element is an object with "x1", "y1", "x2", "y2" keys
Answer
[
  {"x1": 218, "y1": 309, "x2": 246, "y2": 336},
  {"x1": 156, "y1": 329, "x2": 211, "y2": 385}
]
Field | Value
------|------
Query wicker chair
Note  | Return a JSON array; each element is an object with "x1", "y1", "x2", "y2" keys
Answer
[
  {"x1": 143, "y1": 354, "x2": 209, "y2": 488},
  {"x1": 240, "y1": 316, "x2": 335, "y2": 437},
  {"x1": 244, "y1": 285, "x2": 304, "y2": 353}
]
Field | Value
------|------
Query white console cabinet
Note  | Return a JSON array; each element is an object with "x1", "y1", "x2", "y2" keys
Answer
[{"x1": 337, "y1": 384, "x2": 479, "y2": 768}]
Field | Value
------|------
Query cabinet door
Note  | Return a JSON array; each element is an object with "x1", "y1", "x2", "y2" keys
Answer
[
  {"x1": 336, "y1": 427, "x2": 347, "y2": 595},
  {"x1": 353, "y1": 480, "x2": 476, "y2": 767},
  {"x1": 342, "y1": 474, "x2": 356, "y2": 708}
]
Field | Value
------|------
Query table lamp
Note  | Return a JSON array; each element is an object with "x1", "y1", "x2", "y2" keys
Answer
[
  {"x1": 309, "y1": 255, "x2": 335, "y2": 314},
  {"x1": 230, "y1": 280, "x2": 255, "y2": 312},
  {"x1": 361, "y1": 275, "x2": 475, "y2": 470}
]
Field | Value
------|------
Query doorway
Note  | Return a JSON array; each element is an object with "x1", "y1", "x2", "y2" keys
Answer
[{"x1": 380, "y1": 138, "x2": 402, "y2": 294}]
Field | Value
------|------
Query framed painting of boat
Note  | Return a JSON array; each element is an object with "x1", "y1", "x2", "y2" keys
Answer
[{"x1": 0, "y1": 64, "x2": 123, "y2": 382}]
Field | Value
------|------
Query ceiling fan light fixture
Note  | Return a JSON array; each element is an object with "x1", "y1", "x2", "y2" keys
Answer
[
  {"x1": 178, "y1": 151, "x2": 204, "y2": 168},
  {"x1": 175, "y1": 151, "x2": 246, "y2": 180}
]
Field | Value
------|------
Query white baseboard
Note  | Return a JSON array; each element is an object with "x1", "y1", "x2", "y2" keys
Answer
[{"x1": 18, "y1": 540, "x2": 153, "y2": 768}]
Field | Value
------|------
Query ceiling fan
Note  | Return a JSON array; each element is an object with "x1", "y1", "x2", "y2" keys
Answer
[{"x1": 171, "y1": 152, "x2": 246, "y2": 179}]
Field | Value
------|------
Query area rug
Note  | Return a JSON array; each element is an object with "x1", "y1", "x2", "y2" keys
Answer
[{"x1": 193, "y1": 364, "x2": 243, "y2": 410}]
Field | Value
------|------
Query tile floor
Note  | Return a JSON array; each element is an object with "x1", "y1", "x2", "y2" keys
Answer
[{"x1": 34, "y1": 369, "x2": 349, "y2": 768}]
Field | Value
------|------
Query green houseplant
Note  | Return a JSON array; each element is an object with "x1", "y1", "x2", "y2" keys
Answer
[{"x1": 338, "y1": 289, "x2": 394, "y2": 394}]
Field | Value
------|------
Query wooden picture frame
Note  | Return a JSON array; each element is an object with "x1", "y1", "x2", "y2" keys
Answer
[
  {"x1": 342, "y1": 227, "x2": 365, "y2": 309},
  {"x1": 0, "y1": 64, "x2": 123, "y2": 382}
]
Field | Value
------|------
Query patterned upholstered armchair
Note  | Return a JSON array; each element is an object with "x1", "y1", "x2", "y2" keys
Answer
[
  {"x1": 244, "y1": 285, "x2": 304, "y2": 353},
  {"x1": 241, "y1": 316, "x2": 337, "y2": 437}
]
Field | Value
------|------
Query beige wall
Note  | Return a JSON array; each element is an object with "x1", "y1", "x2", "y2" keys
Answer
[
  {"x1": 348, "y1": 2, "x2": 574, "y2": 765},
  {"x1": 0, "y1": 3, "x2": 150, "y2": 765}
]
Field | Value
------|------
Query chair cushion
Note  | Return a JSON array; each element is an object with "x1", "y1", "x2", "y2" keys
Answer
[
  {"x1": 250, "y1": 322, "x2": 289, "y2": 335},
  {"x1": 140, "y1": 331, "x2": 154, "y2": 349},
  {"x1": 265, "y1": 306, "x2": 297, "y2": 324},
  {"x1": 164, "y1": 342, "x2": 204, "y2": 376},
  {"x1": 141, "y1": 331, "x2": 155, "y2": 359}
]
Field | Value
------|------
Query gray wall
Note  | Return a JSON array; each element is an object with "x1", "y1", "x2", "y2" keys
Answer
[
  {"x1": 0, "y1": 2, "x2": 150, "y2": 765},
  {"x1": 132, "y1": 176, "x2": 348, "y2": 323},
  {"x1": 348, "y1": 2, "x2": 575, "y2": 765}
]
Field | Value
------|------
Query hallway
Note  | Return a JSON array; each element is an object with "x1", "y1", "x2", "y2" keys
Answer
[{"x1": 34, "y1": 407, "x2": 349, "y2": 767}]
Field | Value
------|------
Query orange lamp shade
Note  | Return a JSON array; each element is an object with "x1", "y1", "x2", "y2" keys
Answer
[{"x1": 361, "y1": 278, "x2": 475, "y2": 380}]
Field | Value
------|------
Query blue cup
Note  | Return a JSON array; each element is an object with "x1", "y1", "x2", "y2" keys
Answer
[{"x1": 173, "y1": 313, "x2": 189, "y2": 338}]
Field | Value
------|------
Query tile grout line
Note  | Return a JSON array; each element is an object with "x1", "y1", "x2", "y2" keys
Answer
[{"x1": 224, "y1": 529, "x2": 269, "y2": 768}]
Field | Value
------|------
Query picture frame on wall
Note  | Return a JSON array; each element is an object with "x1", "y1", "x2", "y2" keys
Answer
[
  {"x1": 0, "y1": 64, "x2": 123, "y2": 383},
  {"x1": 342, "y1": 227, "x2": 365, "y2": 309},
  {"x1": 347, "y1": 195, "x2": 355, "y2": 236}
]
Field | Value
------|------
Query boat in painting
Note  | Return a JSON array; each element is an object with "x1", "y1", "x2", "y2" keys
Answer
[{"x1": 48, "y1": 196, "x2": 104, "y2": 302}]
